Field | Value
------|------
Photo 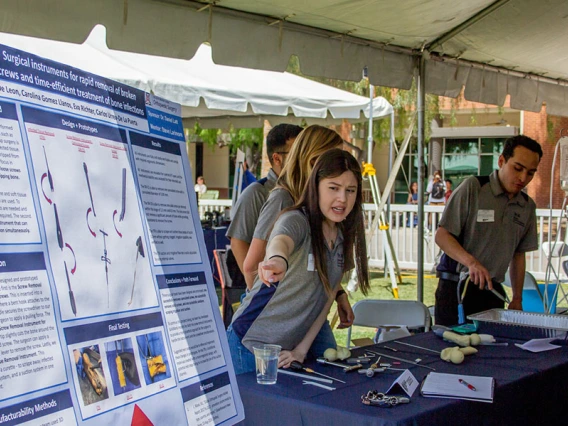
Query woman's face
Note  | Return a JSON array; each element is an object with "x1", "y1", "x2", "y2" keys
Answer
[
  {"x1": 318, "y1": 171, "x2": 358, "y2": 225},
  {"x1": 411, "y1": 182, "x2": 418, "y2": 192}
]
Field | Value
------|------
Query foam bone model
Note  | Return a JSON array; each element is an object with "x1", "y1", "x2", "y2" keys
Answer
[
  {"x1": 440, "y1": 346, "x2": 479, "y2": 364},
  {"x1": 323, "y1": 346, "x2": 351, "y2": 362},
  {"x1": 442, "y1": 331, "x2": 482, "y2": 347}
]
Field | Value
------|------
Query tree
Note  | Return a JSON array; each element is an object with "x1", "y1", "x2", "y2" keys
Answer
[{"x1": 187, "y1": 124, "x2": 264, "y2": 174}]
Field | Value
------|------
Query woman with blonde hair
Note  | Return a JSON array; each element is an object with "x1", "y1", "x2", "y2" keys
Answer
[
  {"x1": 241, "y1": 125, "x2": 353, "y2": 359},
  {"x1": 228, "y1": 149, "x2": 369, "y2": 373}
]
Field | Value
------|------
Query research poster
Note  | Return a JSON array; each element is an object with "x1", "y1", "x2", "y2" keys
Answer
[{"x1": 0, "y1": 44, "x2": 244, "y2": 425}]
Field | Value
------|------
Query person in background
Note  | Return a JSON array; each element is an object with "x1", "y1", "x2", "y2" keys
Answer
[
  {"x1": 241, "y1": 160, "x2": 257, "y2": 191},
  {"x1": 434, "y1": 135, "x2": 543, "y2": 326},
  {"x1": 444, "y1": 178, "x2": 453, "y2": 203},
  {"x1": 406, "y1": 181, "x2": 418, "y2": 227},
  {"x1": 194, "y1": 176, "x2": 207, "y2": 196},
  {"x1": 407, "y1": 181, "x2": 418, "y2": 204},
  {"x1": 227, "y1": 124, "x2": 303, "y2": 276},
  {"x1": 227, "y1": 149, "x2": 369, "y2": 373},
  {"x1": 427, "y1": 170, "x2": 445, "y2": 205},
  {"x1": 426, "y1": 170, "x2": 445, "y2": 228},
  {"x1": 243, "y1": 125, "x2": 352, "y2": 359}
]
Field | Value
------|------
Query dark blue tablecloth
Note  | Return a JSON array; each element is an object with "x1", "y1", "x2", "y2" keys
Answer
[{"x1": 235, "y1": 332, "x2": 568, "y2": 425}]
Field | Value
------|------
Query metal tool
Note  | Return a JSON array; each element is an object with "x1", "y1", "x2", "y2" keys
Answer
[
  {"x1": 64, "y1": 261, "x2": 77, "y2": 316},
  {"x1": 278, "y1": 368, "x2": 333, "y2": 384},
  {"x1": 119, "y1": 167, "x2": 126, "y2": 221},
  {"x1": 366, "y1": 355, "x2": 381, "y2": 377},
  {"x1": 83, "y1": 162, "x2": 96, "y2": 217},
  {"x1": 358, "y1": 368, "x2": 386, "y2": 376},
  {"x1": 54, "y1": 203, "x2": 64, "y2": 250},
  {"x1": 128, "y1": 236, "x2": 145, "y2": 306},
  {"x1": 100, "y1": 229, "x2": 111, "y2": 308},
  {"x1": 290, "y1": 361, "x2": 345, "y2": 383},
  {"x1": 361, "y1": 390, "x2": 410, "y2": 407},
  {"x1": 316, "y1": 358, "x2": 362, "y2": 372},
  {"x1": 393, "y1": 340, "x2": 441, "y2": 354},
  {"x1": 43, "y1": 146, "x2": 54, "y2": 191},
  {"x1": 302, "y1": 380, "x2": 335, "y2": 391},
  {"x1": 367, "y1": 350, "x2": 436, "y2": 371},
  {"x1": 488, "y1": 287, "x2": 510, "y2": 304}
]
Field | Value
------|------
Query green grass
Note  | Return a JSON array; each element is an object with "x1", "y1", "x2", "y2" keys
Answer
[
  {"x1": 330, "y1": 271, "x2": 439, "y2": 347},
  {"x1": 217, "y1": 270, "x2": 568, "y2": 348}
]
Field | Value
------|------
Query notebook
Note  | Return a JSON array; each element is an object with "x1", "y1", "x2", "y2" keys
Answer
[{"x1": 420, "y1": 372, "x2": 494, "y2": 403}]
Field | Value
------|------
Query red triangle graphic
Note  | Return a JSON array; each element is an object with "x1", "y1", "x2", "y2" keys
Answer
[{"x1": 131, "y1": 404, "x2": 154, "y2": 426}]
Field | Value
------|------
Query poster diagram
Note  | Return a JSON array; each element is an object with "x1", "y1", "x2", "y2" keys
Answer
[
  {"x1": 0, "y1": 42, "x2": 243, "y2": 425},
  {"x1": 24, "y1": 107, "x2": 157, "y2": 320}
]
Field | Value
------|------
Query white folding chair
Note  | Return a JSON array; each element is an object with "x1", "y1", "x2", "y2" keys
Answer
[{"x1": 345, "y1": 299, "x2": 431, "y2": 348}]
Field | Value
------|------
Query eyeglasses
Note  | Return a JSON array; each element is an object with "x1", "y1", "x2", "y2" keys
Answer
[{"x1": 276, "y1": 151, "x2": 289, "y2": 156}]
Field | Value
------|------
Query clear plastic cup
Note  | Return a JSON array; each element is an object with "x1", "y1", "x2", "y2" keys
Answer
[{"x1": 253, "y1": 344, "x2": 281, "y2": 385}]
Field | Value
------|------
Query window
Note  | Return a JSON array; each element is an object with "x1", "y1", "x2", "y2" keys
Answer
[
  {"x1": 444, "y1": 137, "x2": 506, "y2": 188},
  {"x1": 392, "y1": 137, "x2": 507, "y2": 202}
]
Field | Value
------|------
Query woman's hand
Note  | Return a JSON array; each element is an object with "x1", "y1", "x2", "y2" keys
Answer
[
  {"x1": 278, "y1": 349, "x2": 306, "y2": 369},
  {"x1": 336, "y1": 293, "x2": 354, "y2": 329},
  {"x1": 257, "y1": 257, "x2": 287, "y2": 286}
]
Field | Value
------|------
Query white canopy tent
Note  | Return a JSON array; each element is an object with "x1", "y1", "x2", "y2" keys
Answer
[
  {"x1": 0, "y1": 25, "x2": 393, "y2": 128},
  {"x1": 2, "y1": 0, "x2": 568, "y2": 116}
]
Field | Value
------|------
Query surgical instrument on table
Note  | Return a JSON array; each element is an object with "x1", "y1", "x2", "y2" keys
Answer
[
  {"x1": 278, "y1": 369, "x2": 333, "y2": 384},
  {"x1": 302, "y1": 381, "x2": 336, "y2": 391},
  {"x1": 393, "y1": 340, "x2": 440, "y2": 354},
  {"x1": 290, "y1": 361, "x2": 345, "y2": 383},
  {"x1": 367, "y1": 350, "x2": 436, "y2": 371},
  {"x1": 316, "y1": 358, "x2": 362, "y2": 372}
]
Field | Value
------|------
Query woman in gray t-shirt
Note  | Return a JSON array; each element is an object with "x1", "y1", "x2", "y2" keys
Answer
[{"x1": 228, "y1": 149, "x2": 369, "y2": 374}]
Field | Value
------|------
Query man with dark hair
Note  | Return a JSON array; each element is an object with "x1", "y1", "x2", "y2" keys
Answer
[
  {"x1": 434, "y1": 135, "x2": 543, "y2": 326},
  {"x1": 227, "y1": 124, "x2": 303, "y2": 275}
]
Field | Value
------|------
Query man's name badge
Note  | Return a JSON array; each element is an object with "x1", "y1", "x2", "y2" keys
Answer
[{"x1": 477, "y1": 210, "x2": 494, "y2": 223}]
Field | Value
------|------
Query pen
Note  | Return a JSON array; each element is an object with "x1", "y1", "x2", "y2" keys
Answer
[{"x1": 459, "y1": 378, "x2": 476, "y2": 391}]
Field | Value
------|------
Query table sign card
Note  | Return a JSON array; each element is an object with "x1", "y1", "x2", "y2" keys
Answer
[{"x1": 386, "y1": 369, "x2": 419, "y2": 397}]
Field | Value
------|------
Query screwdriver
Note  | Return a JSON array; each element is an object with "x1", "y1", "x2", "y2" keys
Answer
[{"x1": 290, "y1": 361, "x2": 345, "y2": 383}]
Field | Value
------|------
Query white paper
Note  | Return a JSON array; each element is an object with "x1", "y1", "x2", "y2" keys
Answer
[
  {"x1": 514, "y1": 337, "x2": 562, "y2": 353},
  {"x1": 421, "y1": 372, "x2": 494, "y2": 403}
]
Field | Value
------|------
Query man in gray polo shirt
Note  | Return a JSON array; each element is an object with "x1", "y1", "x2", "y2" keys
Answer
[
  {"x1": 227, "y1": 124, "x2": 302, "y2": 275},
  {"x1": 434, "y1": 135, "x2": 543, "y2": 326}
]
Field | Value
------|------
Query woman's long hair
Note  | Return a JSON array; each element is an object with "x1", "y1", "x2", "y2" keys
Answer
[
  {"x1": 277, "y1": 125, "x2": 344, "y2": 202},
  {"x1": 294, "y1": 149, "x2": 369, "y2": 295}
]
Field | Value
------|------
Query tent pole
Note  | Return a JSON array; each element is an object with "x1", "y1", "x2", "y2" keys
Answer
[
  {"x1": 417, "y1": 56, "x2": 426, "y2": 302},
  {"x1": 367, "y1": 84, "x2": 374, "y2": 165},
  {"x1": 387, "y1": 111, "x2": 394, "y2": 219}
]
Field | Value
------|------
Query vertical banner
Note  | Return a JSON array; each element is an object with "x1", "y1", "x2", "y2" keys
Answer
[{"x1": 0, "y1": 44, "x2": 244, "y2": 425}]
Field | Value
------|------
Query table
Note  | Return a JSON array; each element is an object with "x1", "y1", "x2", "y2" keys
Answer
[{"x1": 236, "y1": 332, "x2": 568, "y2": 425}]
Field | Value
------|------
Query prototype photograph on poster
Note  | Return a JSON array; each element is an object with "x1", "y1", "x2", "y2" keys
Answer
[
  {"x1": 136, "y1": 332, "x2": 171, "y2": 385},
  {"x1": 73, "y1": 345, "x2": 110, "y2": 405},
  {"x1": 104, "y1": 338, "x2": 141, "y2": 396}
]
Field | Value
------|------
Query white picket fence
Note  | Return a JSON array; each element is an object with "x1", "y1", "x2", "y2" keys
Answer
[{"x1": 199, "y1": 199, "x2": 565, "y2": 280}]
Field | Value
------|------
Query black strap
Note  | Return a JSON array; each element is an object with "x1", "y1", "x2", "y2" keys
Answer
[{"x1": 436, "y1": 271, "x2": 460, "y2": 282}]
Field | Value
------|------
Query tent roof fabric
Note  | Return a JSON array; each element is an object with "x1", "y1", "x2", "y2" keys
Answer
[
  {"x1": 0, "y1": 26, "x2": 392, "y2": 128},
  {"x1": 2, "y1": 0, "x2": 567, "y2": 116}
]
